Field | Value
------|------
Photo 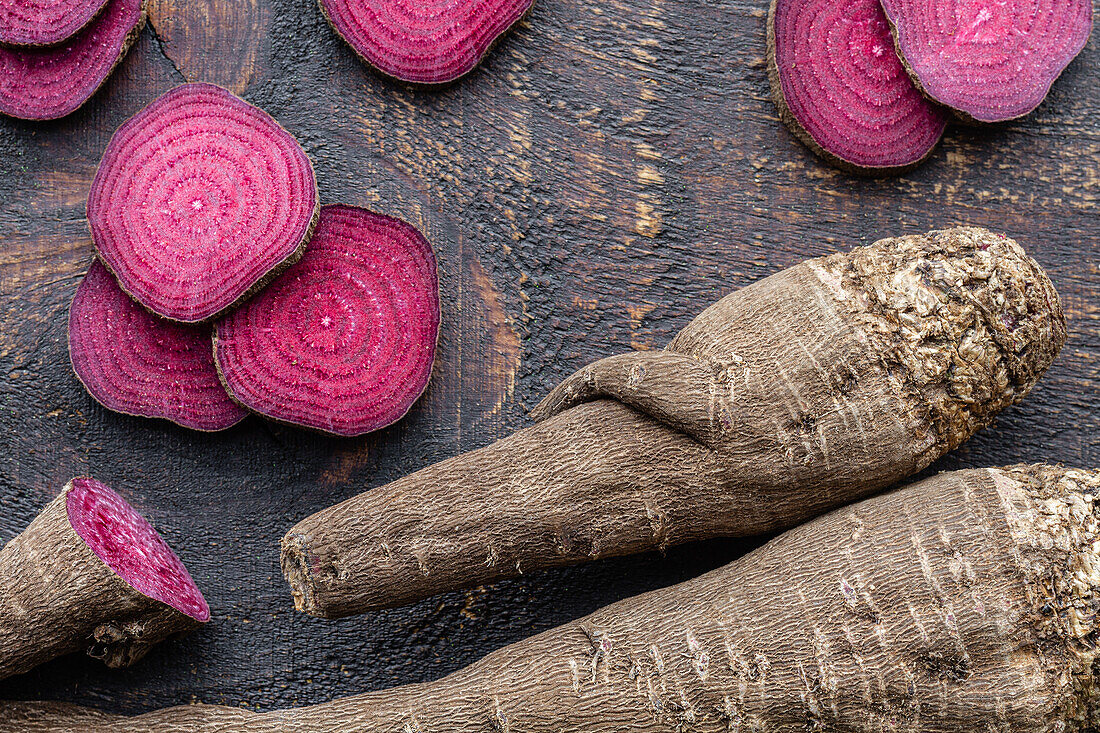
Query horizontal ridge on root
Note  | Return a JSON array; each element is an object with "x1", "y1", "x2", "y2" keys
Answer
[
  {"x1": 279, "y1": 227, "x2": 1066, "y2": 618},
  {"x1": 13, "y1": 466, "x2": 1100, "y2": 732}
]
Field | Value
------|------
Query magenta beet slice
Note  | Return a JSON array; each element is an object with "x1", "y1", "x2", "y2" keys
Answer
[
  {"x1": 767, "y1": 0, "x2": 948, "y2": 173},
  {"x1": 319, "y1": 0, "x2": 534, "y2": 85},
  {"x1": 881, "y1": 0, "x2": 1092, "y2": 122},
  {"x1": 0, "y1": 0, "x2": 144, "y2": 120},
  {"x1": 214, "y1": 205, "x2": 440, "y2": 437},
  {"x1": 66, "y1": 477, "x2": 209, "y2": 622},
  {"x1": 87, "y1": 83, "x2": 319, "y2": 323},
  {"x1": 69, "y1": 260, "x2": 247, "y2": 431},
  {"x1": 0, "y1": 0, "x2": 108, "y2": 47}
]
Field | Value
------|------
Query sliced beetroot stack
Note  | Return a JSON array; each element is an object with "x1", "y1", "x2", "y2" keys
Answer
[
  {"x1": 87, "y1": 83, "x2": 319, "y2": 323},
  {"x1": 0, "y1": 0, "x2": 109, "y2": 47},
  {"x1": 214, "y1": 204, "x2": 440, "y2": 437},
  {"x1": 881, "y1": 0, "x2": 1093, "y2": 122},
  {"x1": 0, "y1": 0, "x2": 146, "y2": 120},
  {"x1": 69, "y1": 260, "x2": 247, "y2": 431},
  {"x1": 319, "y1": 0, "x2": 534, "y2": 85},
  {"x1": 767, "y1": 0, "x2": 948, "y2": 173}
]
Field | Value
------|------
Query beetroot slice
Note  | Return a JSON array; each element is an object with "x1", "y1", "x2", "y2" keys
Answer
[
  {"x1": 0, "y1": 0, "x2": 144, "y2": 120},
  {"x1": 66, "y1": 477, "x2": 209, "y2": 622},
  {"x1": 87, "y1": 83, "x2": 319, "y2": 323},
  {"x1": 69, "y1": 260, "x2": 247, "y2": 432},
  {"x1": 881, "y1": 0, "x2": 1093, "y2": 122},
  {"x1": 767, "y1": 0, "x2": 948, "y2": 173},
  {"x1": 0, "y1": 0, "x2": 108, "y2": 47},
  {"x1": 214, "y1": 205, "x2": 440, "y2": 437},
  {"x1": 319, "y1": 0, "x2": 534, "y2": 85}
]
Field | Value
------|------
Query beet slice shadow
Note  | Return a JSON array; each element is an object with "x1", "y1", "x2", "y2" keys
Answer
[
  {"x1": 881, "y1": 0, "x2": 1093, "y2": 123},
  {"x1": 319, "y1": 0, "x2": 534, "y2": 86},
  {"x1": 214, "y1": 204, "x2": 440, "y2": 437},
  {"x1": 0, "y1": 0, "x2": 109, "y2": 47},
  {"x1": 0, "y1": 0, "x2": 144, "y2": 120},
  {"x1": 69, "y1": 260, "x2": 248, "y2": 431},
  {"x1": 0, "y1": 477, "x2": 208, "y2": 680},
  {"x1": 87, "y1": 83, "x2": 319, "y2": 323},
  {"x1": 767, "y1": 0, "x2": 948, "y2": 173}
]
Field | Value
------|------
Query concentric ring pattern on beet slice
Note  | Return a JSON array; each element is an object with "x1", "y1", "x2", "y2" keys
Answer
[
  {"x1": 87, "y1": 83, "x2": 319, "y2": 323},
  {"x1": 767, "y1": 0, "x2": 948, "y2": 173},
  {"x1": 69, "y1": 260, "x2": 248, "y2": 431},
  {"x1": 0, "y1": 0, "x2": 109, "y2": 47},
  {"x1": 881, "y1": 0, "x2": 1092, "y2": 122},
  {"x1": 0, "y1": 0, "x2": 144, "y2": 120},
  {"x1": 66, "y1": 477, "x2": 210, "y2": 622},
  {"x1": 214, "y1": 205, "x2": 440, "y2": 437},
  {"x1": 319, "y1": 0, "x2": 534, "y2": 85}
]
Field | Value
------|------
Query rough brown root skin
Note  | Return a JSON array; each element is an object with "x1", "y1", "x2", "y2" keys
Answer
[
  {"x1": 283, "y1": 226, "x2": 1065, "y2": 618},
  {"x1": 20, "y1": 465, "x2": 1100, "y2": 733},
  {"x1": 0, "y1": 481, "x2": 203, "y2": 680}
]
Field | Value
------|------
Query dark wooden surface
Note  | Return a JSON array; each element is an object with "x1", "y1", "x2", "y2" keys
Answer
[{"x1": 0, "y1": 0, "x2": 1096, "y2": 714}]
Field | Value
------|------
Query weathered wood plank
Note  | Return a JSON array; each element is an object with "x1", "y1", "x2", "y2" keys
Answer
[{"x1": 0, "y1": 0, "x2": 1095, "y2": 714}]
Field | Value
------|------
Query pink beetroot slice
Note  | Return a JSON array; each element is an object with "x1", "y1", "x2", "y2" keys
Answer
[
  {"x1": 66, "y1": 477, "x2": 210, "y2": 622},
  {"x1": 320, "y1": 0, "x2": 533, "y2": 85},
  {"x1": 0, "y1": 0, "x2": 144, "y2": 120},
  {"x1": 214, "y1": 205, "x2": 440, "y2": 437},
  {"x1": 87, "y1": 83, "x2": 319, "y2": 323},
  {"x1": 767, "y1": 0, "x2": 948, "y2": 173},
  {"x1": 69, "y1": 260, "x2": 247, "y2": 431},
  {"x1": 881, "y1": 0, "x2": 1093, "y2": 122},
  {"x1": 0, "y1": 0, "x2": 108, "y2": 47}
]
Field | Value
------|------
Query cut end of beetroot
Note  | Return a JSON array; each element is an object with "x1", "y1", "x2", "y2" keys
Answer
[
  {"x1": 65, "y1": 477, "x2": 210, "y2": 622},
  {"x1": 69, "y1": 260, "x2": 247, "y2": 431},
  {"x1": 88, "y1": 83, "x2": 319, "y2": 322},
  {"x1": 0, "y1": 0, "x2": 144, "y2": 120},
  {"x1": 214, "y1": 204, "x2": 440, "y2": 437},
  {"x1": 0, "y1": 0, "x2": 109, "y2": 47},
  {"x1": 882, "y1": 0, "x2": 1093, "y2": 122},
  {"x1": 320, "y1": 0, "x2": 534, "y2": 85},
  {"x1": 768, "y1": 0, "x2": 948, "y2": 172}
]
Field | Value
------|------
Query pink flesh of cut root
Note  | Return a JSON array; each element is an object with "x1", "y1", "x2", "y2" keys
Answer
[
  {"x1": 0, "y1": 0, "x2": 144, "y2": 120},
  {"x1": 69, "y1": 260, "x2": 247, "y2": 431},
  {"x1": 768, "y1": 0, "x2": 948, "y2": 172},
  {"x1": 87, "y1": 83, "x2": 318, "y2": 322},
  {"x1": 66, "y1": 477, "x2": 209, "y2": 622},
  {"x1": 320, "y1": 0, "x2": 534, "y2": 85},
  {"x1": 881, "y1": 0, "x2": 1093, "y2": 122},
  {"x1": 0, "y1": 0, "x2": 109, "y2": 47},
  {"x1": 214, "y1": 204, "x2": 440, "y2": 437}
]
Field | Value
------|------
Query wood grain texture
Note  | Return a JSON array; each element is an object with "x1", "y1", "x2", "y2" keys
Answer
[{"x1": 0, "y1": 0, "x2": 1095, "y2": 715}]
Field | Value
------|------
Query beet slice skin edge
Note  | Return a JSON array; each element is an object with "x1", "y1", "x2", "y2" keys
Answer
[
  {"x1": 69, "y1": 260, "x2": 248, "y2": 432},
  {"x1": 87, "y1": 83, "x2": 319, "y2": 323},
  {"x1": 0, "y1": 0, "x2": 109, "y2": 47},
  {"x1": 214, "y1": 205, "x2": 441, "y2": 438},
  {"x1": 0, "y1": 0, "x2": 145, "y2": 120},
  {"x1": 320, "y1": 0, "x2": 535, "y2": 85},
  {"x1": 767, "y1": 0, "x2": 948, "y2": 173},
  {"x1": 881, "y1": 0, "x2": 1093, "y2": 122},
  {"x1": 67, "y1": 477, "x2": 210, "y2": 623}
]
